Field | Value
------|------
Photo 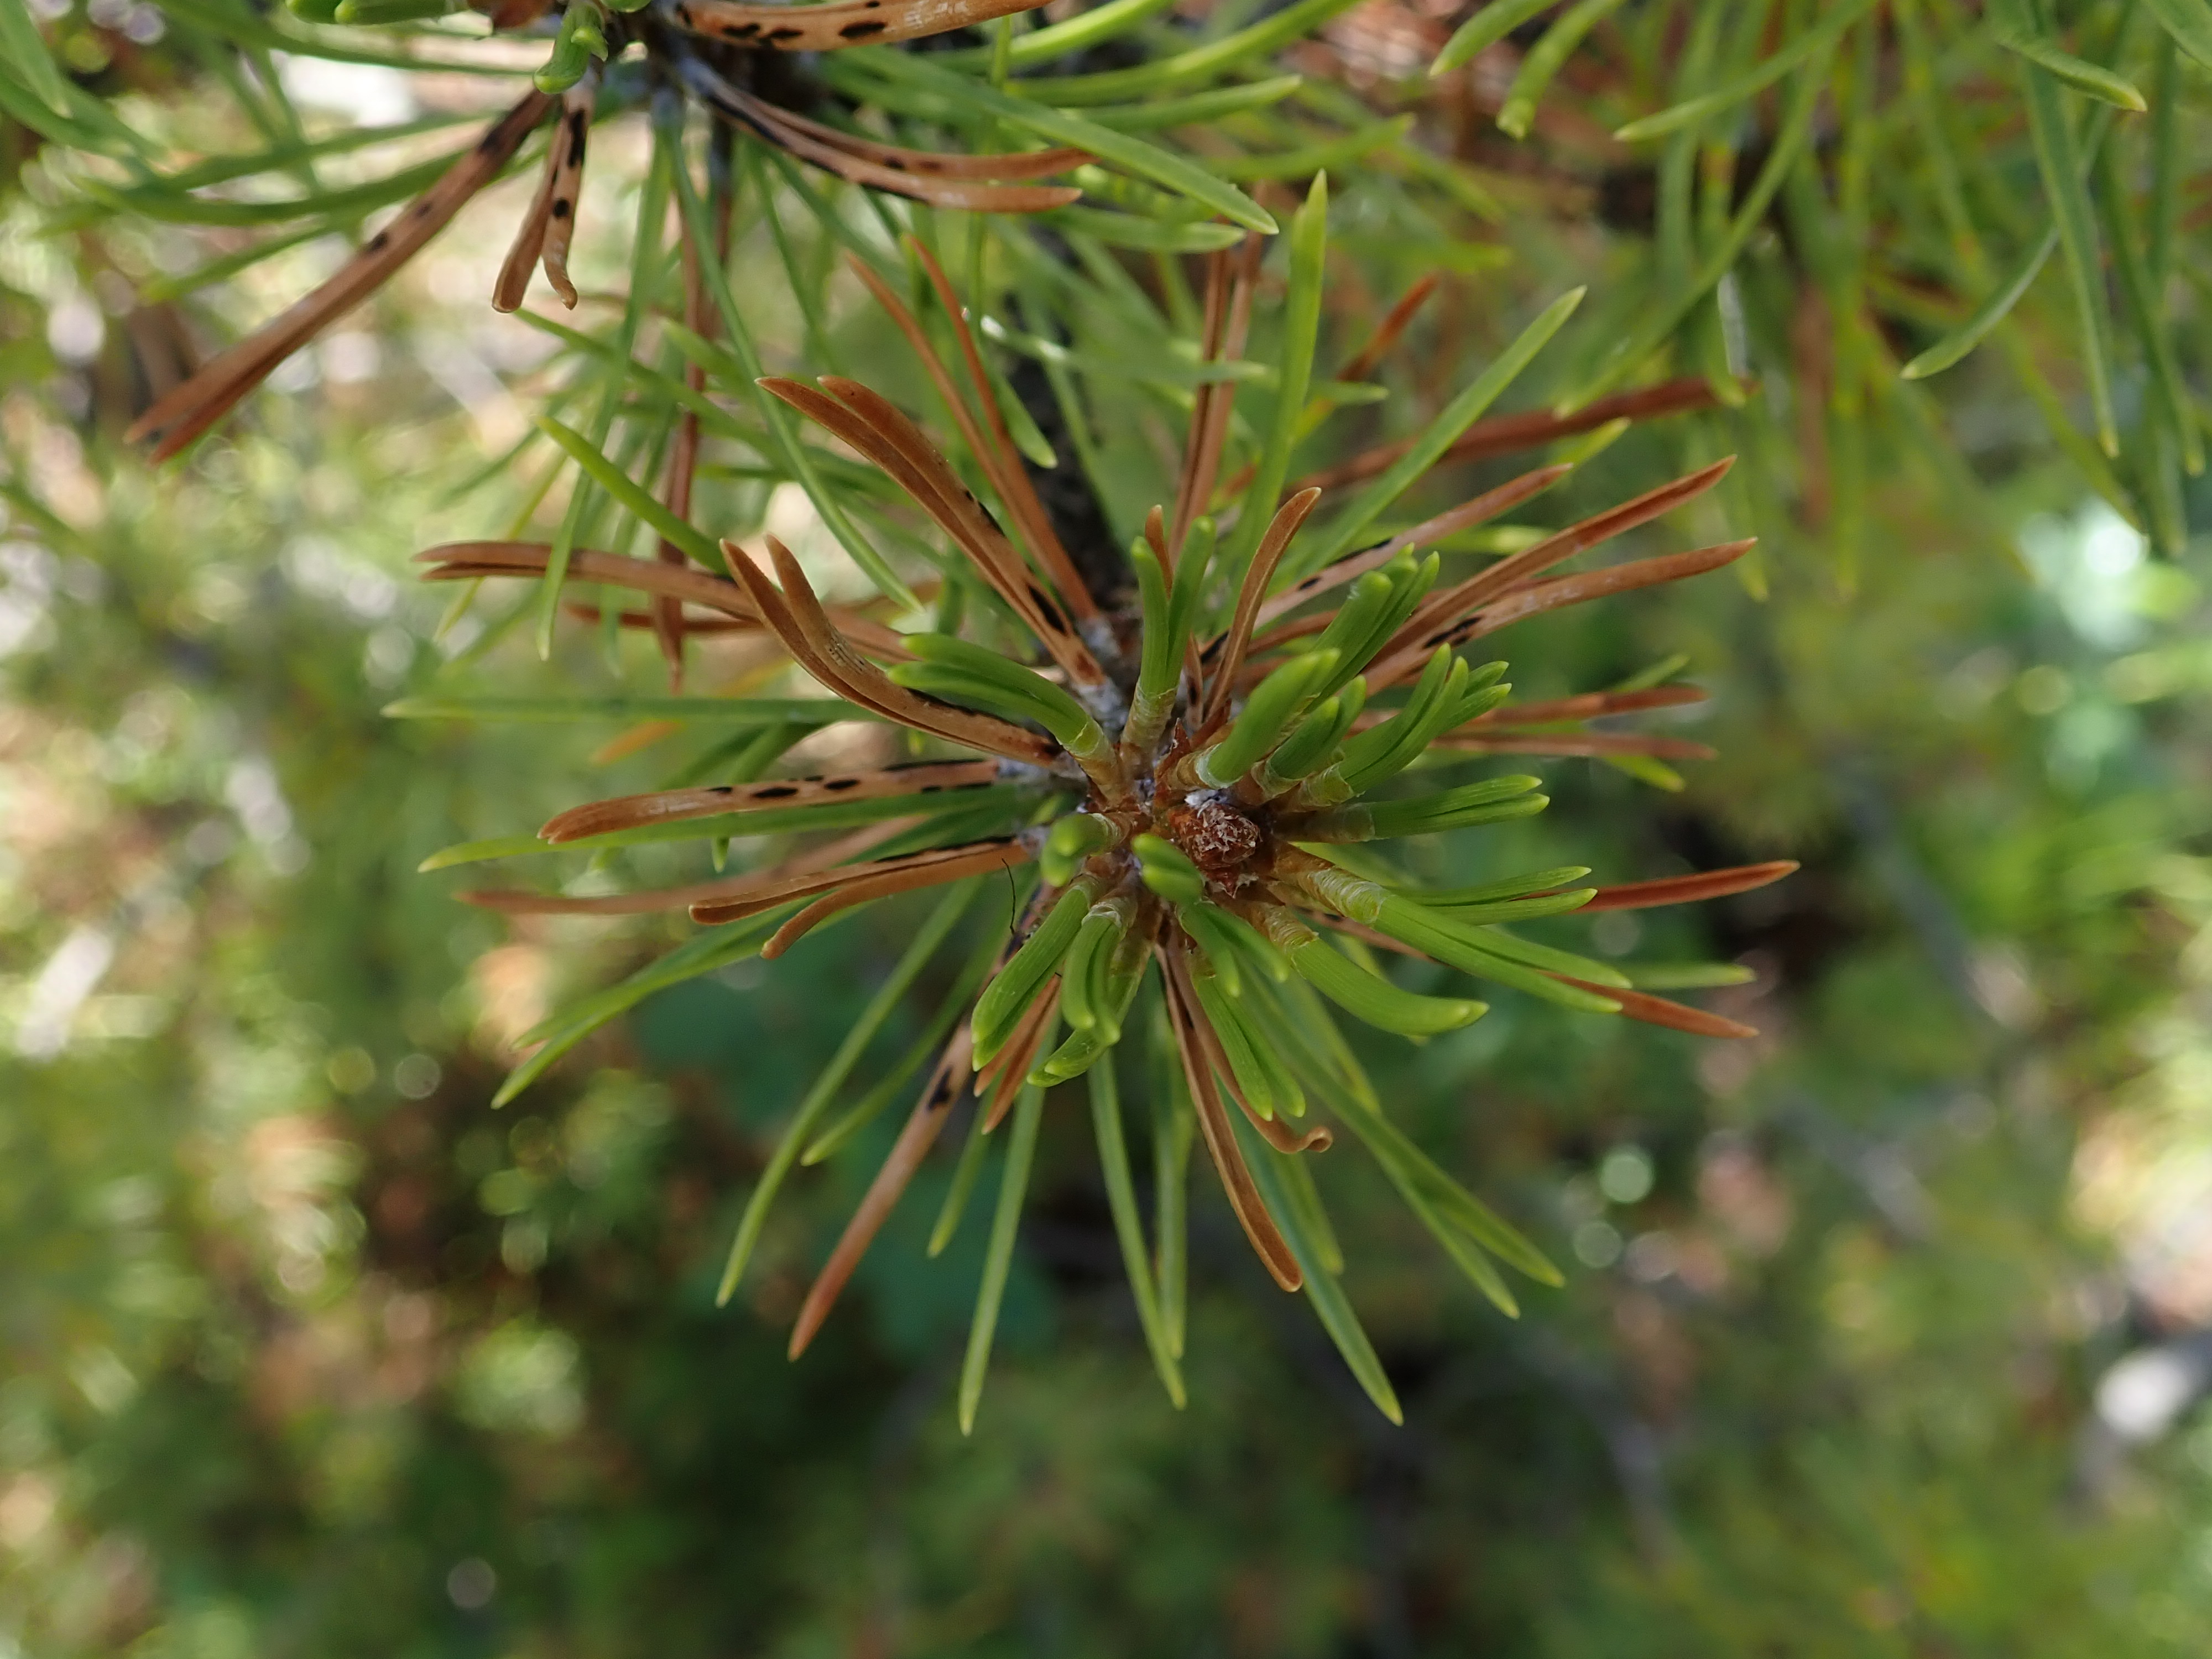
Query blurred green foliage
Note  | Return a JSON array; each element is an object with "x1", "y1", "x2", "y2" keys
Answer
[{"x1": 6, "y1": 0, "x2": 2212, "y2": 1654}]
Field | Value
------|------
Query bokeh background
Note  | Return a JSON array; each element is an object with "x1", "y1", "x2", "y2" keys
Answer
[{"x1": 7, "y1": 3, "x2": 2212, "y2": 1654}]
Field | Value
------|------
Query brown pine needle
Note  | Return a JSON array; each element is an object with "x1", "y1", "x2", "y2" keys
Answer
[
  {"x1": 815, "y1": 376, "x2": 1105, "y2": 686},
  {"x1": 492, "y1": 96, "x2": 566, "y2": 313},
  {"x1": 457, "y1": 819, "x2": 920, "y2": 915},
  {"x1": 1576, "y1": 862, "x2": 1798, "y2": 913},
  {"x1": 761, "y1": 377, "x2": 1099, "y2": 685},
  {"x1": 728, "y1": 81, "x2": 1084, "y2": 182},
  {"x1": 1472, "y1": 685, "x2": 1707, "y2": 724},
  {"x1": 671, "y1": 0, "x2": 1051, "y2": 53},
  {"x1": 690, "y1": 836, "x2": 1030, "y2": 926},
  {"x1": 653, "y1": 150, "x2": 733, "y2": 686},
  {"x1": 1361, "y1": 539, "x2": 1755, "y2": 691},
  {"x1": 1178, "y1": 985, "x2": 1333, "y2": 1154},
  {"x1": 1162, "y1": 949, "x2": 1303, "y2": 1291},
  {"x1": 761, "y1": 838, "x2": 1032, "y2": 959},
  {"x1": 1248, "y1": 463, "x2": 1573, "y2": 636},
  {"x1": 782, "y1": 120, "x2": 1087, "y2": 183},
  {"x1": 1290, "y1": 378, "x2": 1726, "y2": 495},
  {"x1": 786, "y1": 1029, "x2": 975, "y2": 1359},
  {"x1": 1452, "y1": 539, "x2": 1757, "y2": 644},
  {"x1": 1389, "y1": 458, "x2": 1737, "y2": 661},
  {"x1": 559, "y1": 602, "x2": 755, "y2": 635},
  {"x1": 905, "y1": 239, "x2": 1098, "y2": 615},
  {"x1": 1168, "y1": 234, "x2": 1260, "y2": 560},
  {"x1": 129, "y1": 90, "x2": 555, "y2": 459},
  {"x1": 713, "y1": 533, "x2": 932, "y2": 727},
  {"x1": 1428, "y1": 732, "x2": 1718, "y2": 760},
  {"x1": 415, "y1": 540, "x2": 911, "y2": 660},
  {"x1": 977, "y1": 989, "x2": 1058, "y2": 1131},
  {"x1": 1201, "y1": 487, "x2": 1322, "y2": 727},
  {"x1": 1552, "y1": 978, "x2": 1759, "y2": 1040},
  {"x1": 540, "y1": 760, "x2": 1004, "y2": 844},
  {"x1": 685, "y1": 71, "x2": 1079, "y2": 212},
  {"x1": 848, "y1": 251, "x2": 1094, "y2": 622},
  {"x1": 757, "y1": 534, "x2": 1061, "y2": 764},
  {"x1": 1339, "y1": 272, "x2": 1440, "y2": 385},
  {"x1": 539, "y1": 81, "x2": 593, "y2": 309},
  {"x1": 1167, "y1": 252, "x2": 1233, "y2": 561}
]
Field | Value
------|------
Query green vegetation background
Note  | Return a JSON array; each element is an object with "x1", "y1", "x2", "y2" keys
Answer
[{"x1": 7, "y1": 4, "x2": 2212, "y2": 1655}]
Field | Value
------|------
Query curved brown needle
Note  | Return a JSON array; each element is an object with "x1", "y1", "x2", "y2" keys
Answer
[
  {"x1": 1382, "y1": 459, "x2": 1736, "y2": 667},
  {"x1": 1201, "y1": 487, "x2": 1321, "y2": 727},
  {"x1": 1168, "y1": 235, "x2": 1260, "y2": 561},
  {"x1": 536, "y1": 81, "x2": 594, "y2": 308},
  {"x1": 457, "y1": 818, "x2": 917, "y2": 915},
  {"x1": 493, "y1": 102, "x2": 565, "y2": 312},
  {"x1": 1471, "y1": 685, "x2": 1707, "y2": 724},
  {"x1": 723, "y1": 81, "x2": 1081, "y2": 184},
  {"x1": 1575, "y1": 862, "x2": 1797, "y2": 913},
  {"x1": 1176, "y1": 978, "x2": 1333, "y2": 1154},
  {"x1": 902, "y1": 241, "x2": 1099, "y2": 616},
  {"x1": 1161, "y1": 948, "x2": 1303, "y2": 1291},
  {"x1": 757, "y1": 535, "x2": 1060, "y2": 764},
  {"x1": 816, "y1": 378, "x2": 1104, "y2": 687},
  {"x1": 1551, "y1": 979, "x2": 1759, "y2": 1040},
  {"x1": 786, "y1": 1029, "x2": 976, "y2": 1359},
  {"x1": 682, "y1": 69, "x2": 1079, "y2": 212},
  {"x1": 757, "y1": 106, "x2": 1085, "y2": 182},
  {"x1": 1244, "y1": 463, "x2": 1573, "y2": 639},
  {"x1": 1450, "y1": 539, "x2": 1757, "y2": 644},
  {"x1": 415, "y1": 541, "x2": 912, "y2": 660},
  {"x1": 850, "y1": 255, "x2": 1059, "y2": 581},
  {"x1": 690, "y1": 836, "x2": 1029, "y2": 926},
  {"x1": 761, "y1": 837, "x2": 1032, "y2": 959},
  {"x1": 1361, "y1": 539, "x2": 1755, "y2": 692},
  {"x1": 541, "y1": 759, "x2": 1003, "y2": 844},
  {"x1": 1427, "y1": 732, "x2": 1718, "y2": 761},
  {"x1": 129, "y1": 90, "x2": 555, "y2": 458},
  {"x1": 1290, "y1": 378, "x2": 1725, "y2": 495},
  {"x1": 760, "y1": 378, "x2": 1088, "y2": 677},
  {"x1": 713, "y1": 535, "x2": 975, "y2": 746},
  {"x1": 671, "y1": 0, "x2": 1049, "y2": 53}
]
